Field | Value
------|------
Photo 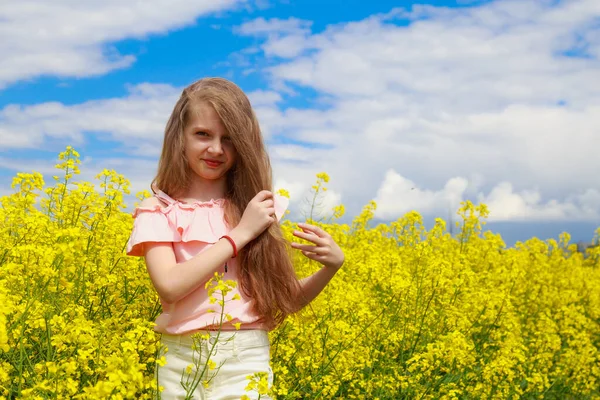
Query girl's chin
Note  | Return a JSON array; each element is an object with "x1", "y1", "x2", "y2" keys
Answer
[{"x1": 194, "y1": 169, "x2": 228, "y2": 181}]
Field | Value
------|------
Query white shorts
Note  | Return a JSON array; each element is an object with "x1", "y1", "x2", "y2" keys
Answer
[{"x1": 155, "y1": 330, "x2": 274, "y2": 399}]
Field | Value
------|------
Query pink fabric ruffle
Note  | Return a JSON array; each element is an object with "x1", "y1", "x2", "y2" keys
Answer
[{"x1": 126, "y1": 192, "x2": 289, "y2": 257}]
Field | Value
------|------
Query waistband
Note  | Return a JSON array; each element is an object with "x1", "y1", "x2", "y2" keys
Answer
[{"x1": 160, "y1": 329, "x2": 269, "y2": 350}]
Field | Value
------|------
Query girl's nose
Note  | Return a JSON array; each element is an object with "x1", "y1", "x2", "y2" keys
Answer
[{"x1": 209, "y1": 140, "x2": 223, "y2": 154}]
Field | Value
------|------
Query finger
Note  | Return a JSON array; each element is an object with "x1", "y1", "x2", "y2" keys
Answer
[
  {"x1": 261, "y1": 199, "x2": 274, "y2": 208},
  {"x1": 254, "y1": 190, "x2": 273, "y2": 202},
  {"x1": 291, "y1": 243, "x2": 328, "y2": 255},
  {"x1": 297, "y1": 223, "x2": 329, "y2": 238},
  {"x1": 293, "y1": 229, "x2": 326, "y2": 246},
  {"x1": 301, "y1": 250, "x2": 328, "y2": 262}
]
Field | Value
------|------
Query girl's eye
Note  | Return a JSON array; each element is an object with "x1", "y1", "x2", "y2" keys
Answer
[
  {"x1": 196, "y1": 131, "x2": 209, "y2": 137},
  {"x1": 223, "y1": 136, "x2": 232, "y2": 141}
]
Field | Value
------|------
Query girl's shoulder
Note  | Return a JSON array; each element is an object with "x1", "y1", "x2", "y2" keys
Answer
[
  {"x1": 138, "y1": 195, "x2": 167, "y2": 209},
  {"x1": 132, "y1": 194, "x2": 171, "y2": 218}
]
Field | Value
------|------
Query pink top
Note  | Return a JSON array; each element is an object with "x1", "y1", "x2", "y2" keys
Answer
[{"x1": 126, "y1": 189, "x2": 289, "y2": 334}]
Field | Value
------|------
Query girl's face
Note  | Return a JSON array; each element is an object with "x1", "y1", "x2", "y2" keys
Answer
[{"x1": 183, "y1": 101, "x2": 237, "y2": 185}]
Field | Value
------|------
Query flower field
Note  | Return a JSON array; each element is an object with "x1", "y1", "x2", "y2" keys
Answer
[{"x1": 1, "y1": 147, "x2": 599, "y2": 399}]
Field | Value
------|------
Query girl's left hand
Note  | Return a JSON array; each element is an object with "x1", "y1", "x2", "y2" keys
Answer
[{"x1": 290, "y1": 223, "x2": 345, "y2": 270}]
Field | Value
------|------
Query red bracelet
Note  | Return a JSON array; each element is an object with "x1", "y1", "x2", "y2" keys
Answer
[{"x1": 220, "y1": 235, "x2": 237, "y2": 258}]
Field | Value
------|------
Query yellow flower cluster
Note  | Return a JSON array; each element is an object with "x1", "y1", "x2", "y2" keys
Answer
[
  {"x1": 271, "y1": 200, "x2": 600, "y2": 399},
  {"x1": 1, "y1": 146, "x2": 599, "y2": 399},
  {"x1": 169, "y1": 272, "x2": 242, "y2": 397},
  {"x1": 1, "y1": 148, "x2": 159, "y2": 399},
  {"x1": 243, "y1": 371, "x2": 271, "y2": 398}
]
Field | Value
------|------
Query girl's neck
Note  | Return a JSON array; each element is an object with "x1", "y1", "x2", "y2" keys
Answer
[{"x1": 183, "y1": 179, "x2": 227, "y2": 202}]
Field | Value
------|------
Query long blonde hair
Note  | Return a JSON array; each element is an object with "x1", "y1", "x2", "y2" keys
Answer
[{"x1": 152, "y1": 77, "x2": 302, "y2": 329}]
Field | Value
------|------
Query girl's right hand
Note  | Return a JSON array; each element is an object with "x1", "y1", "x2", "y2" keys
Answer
[{"x1": 231, "y1": 190, "x2": 276, "y2": 246}]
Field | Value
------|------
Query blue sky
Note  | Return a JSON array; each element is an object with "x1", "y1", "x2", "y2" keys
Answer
[{"x1": 1, "y1": 0, "x2": 599, "y2": 247}]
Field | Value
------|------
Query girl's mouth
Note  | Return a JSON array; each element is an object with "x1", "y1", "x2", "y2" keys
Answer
[{"x1": 204, "y1": 160, "x2": 223, "y2": 168}]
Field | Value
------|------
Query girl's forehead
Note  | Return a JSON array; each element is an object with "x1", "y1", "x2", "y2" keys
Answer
[{"x1": 187, "y1": 102, "x2": 225, "y2": 131}]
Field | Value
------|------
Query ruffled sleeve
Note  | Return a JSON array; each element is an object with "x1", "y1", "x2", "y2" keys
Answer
[
  {"x1": 126, "y1": 207, "x2": 179, "y2": 257},
  {"x1": 126, "y1": 193, "x2": 290, "y2": 257}
]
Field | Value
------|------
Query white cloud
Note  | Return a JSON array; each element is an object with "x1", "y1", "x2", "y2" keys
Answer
[
  {"x1": 268, "y1": 144, "x2": 313, "y2": 163},
  {"x1": 312, "y1": 188, "x2": 343, "y2": 221},
  {"x1": 231, "y1": 0, "x2": 600, "y2": 221},
  {"x1": 0, "y1": 83, "x2": 180, "y2": 152},
  {"x1": 2, "y1": 0, "x2": 600, "y2": 225},
  {"x1": 236, "y1": 17, "x2": 312, "y2": 37},
  {"x1": 235, "y1": 17, "x2": 314, "y2": 58},
  {"x1": 0, "y1": 156, "x2": 60, "y2": 176},
  {"x1": 263, "y1": 5, "x2": 600, "y2": 105},
  {"x1": 274, "y1": 177, "x2": 307, "y2": 201},
  {"x1": 247, "y1": 90, "x2": 283, "y2": 106},
  {"x1": 374, "y1": 169, "x2": 468, "y2": 219},
  {"x1": 0, "y1": 0, "x2": 241, "y2": 88},
  {"x1": 479, "y1": 183, "x2": 600, "y2": 222},
  {"x1": 374, "y1": 169, "x2": 600, "y2": 222}
]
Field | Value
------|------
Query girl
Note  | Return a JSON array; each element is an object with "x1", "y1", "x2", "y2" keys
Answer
[{"x1": 126, "y1": 78, "x2": 344, "y2": 399}]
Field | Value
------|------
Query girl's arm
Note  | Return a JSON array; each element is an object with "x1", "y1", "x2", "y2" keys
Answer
[
  {"x1": 290, "y1": 223, "x2": 345, "y2": 311},
  {"x1": 295, "y1": 264, "x2": 341, "y2": 310},
  {"x1": 142, "y1": 190, "x2": 276, "y2": 304},
  {"x1": 143, "y1": 230, "x2": 251, "y2": 304}
]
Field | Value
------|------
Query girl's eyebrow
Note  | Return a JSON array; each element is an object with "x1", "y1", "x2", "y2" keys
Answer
[{"x1": 189, "y1": 125, "x2": 212, "y2": 133}]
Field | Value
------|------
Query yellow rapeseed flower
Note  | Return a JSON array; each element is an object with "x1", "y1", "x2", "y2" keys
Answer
[{"x1": 1, "y1": 146, "x2": 599, "y2": 399}]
